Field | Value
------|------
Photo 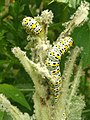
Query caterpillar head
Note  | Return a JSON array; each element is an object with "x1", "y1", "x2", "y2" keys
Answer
[{"x1": 22, "y1": 17, "x2": 31, "y2": 27}]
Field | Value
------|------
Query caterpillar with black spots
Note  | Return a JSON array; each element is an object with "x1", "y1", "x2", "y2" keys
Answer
[
  {"x1": 45, "y1": 36, "x2": 73, "y2": 103},
  {"x1": 22, "y1": 17, "x2": 42, "y2": 35}
]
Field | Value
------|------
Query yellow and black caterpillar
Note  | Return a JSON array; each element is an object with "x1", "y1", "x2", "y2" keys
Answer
[
  {"x1": 22, "y1": 17, "x2": 42, "y2": 35},
  {"x1": 45, "y1": 36, "x2": 73, "y2": 102}
]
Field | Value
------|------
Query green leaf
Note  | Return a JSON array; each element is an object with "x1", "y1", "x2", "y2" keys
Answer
[
  {"x1": 0, "y1": 84, "x2": 31, "y2": 110},
  {"x1": 0, "y1": 111, "x2": 4, "y2": 120},
  {"x1": 0, "y1": 30, "x2": 6, "y2": 41},
  {"x1": 0, "y1": 0, "x2": 5, "y2": 12},
  {"x1": 4, "y1": 22, "x2": 16, "y2": 32},
  {"x1": 0, "y1": 60, "x2": 10, "y2": 66},
  {"x1": 73, "y1": 24, "x2": 90, "y2": 69},
  {"x1": 56, "y1": 0, "x2": 81, "y2": 8}
]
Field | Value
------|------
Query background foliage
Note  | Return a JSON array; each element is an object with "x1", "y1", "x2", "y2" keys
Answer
[{"x1": 0, "y1": 0, "x2": 90, "y2": 119}]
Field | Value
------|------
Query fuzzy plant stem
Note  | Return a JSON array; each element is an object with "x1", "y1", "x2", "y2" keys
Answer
[
  {"x1": 12, "y1": 46, "x2": 81, "y2": 120},
  {"x1": 12, "y1": 47, "x2": 49, "y2": 100},
  {"x1": 68, "y1": 61, "x2": 82, "y2": 103},
  {"x1": 12, "y1": 49, "x2": 52, "y2": 120},
  {"x1": 66, "y1": 62, "x2": 85, "y2": 120},
  {"x1": 60, "y1": 47, "x2": 81, "y2": 105},
  {"x1": 0, "y1": 94, "x2": 31, "y2": 120},
  {"x1": 54, "y1": 46, "x2": 81, "y2": 120}
]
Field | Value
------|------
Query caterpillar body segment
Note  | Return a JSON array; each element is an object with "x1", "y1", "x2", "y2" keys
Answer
[
  {"x1": 49, "y1": 77, "x2": 62, "y2": 102},
  {"x1": 22, "y1": 17, "x2": 42, "y2": 35},
  {"x1": 45, "y1": 36, "x2": 73, "y2": 103},
  {"x1": 46, "y1": 60, "x2": 60, "y2": 67}
]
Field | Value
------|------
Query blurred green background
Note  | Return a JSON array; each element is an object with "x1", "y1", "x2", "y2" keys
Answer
[{"x1": 0, "y1": 0, "x2": 90, "y2": 119}]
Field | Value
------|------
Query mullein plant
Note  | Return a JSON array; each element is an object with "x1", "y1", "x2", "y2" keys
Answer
[{"x1": 0, "y1": 1, "x2": 89, "y2": 120}]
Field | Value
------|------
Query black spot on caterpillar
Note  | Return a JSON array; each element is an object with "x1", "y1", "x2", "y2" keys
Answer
[{"x1": 45, "y1": 36, "x2": 73, "y2": 103}]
